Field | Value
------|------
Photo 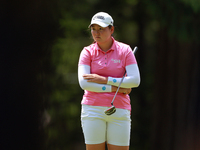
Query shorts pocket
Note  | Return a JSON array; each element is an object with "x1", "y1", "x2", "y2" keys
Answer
[{"x1": 110, "y1": 108, "x2": 131, "y2": 121}]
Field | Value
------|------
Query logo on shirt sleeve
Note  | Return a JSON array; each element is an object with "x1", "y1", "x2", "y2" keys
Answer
[
  {"x1": 102, "y1": 86, "x2": 106, "y2": 91},
  {"x1": 113, "y1": 79, "x2": 117, "y2": 83}
]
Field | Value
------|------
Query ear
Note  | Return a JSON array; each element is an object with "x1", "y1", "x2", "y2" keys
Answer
[{"x1": 111, "y1": 26, "x2": 114, "y2": 34}]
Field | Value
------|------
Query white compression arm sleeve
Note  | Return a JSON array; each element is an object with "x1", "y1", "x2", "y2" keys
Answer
[
  {"x1": 78, "y1": 65, "x2": 112, "y2": 92},
  {"x1": 107, "y1": 64, "x2": 140, "y2": 88}
]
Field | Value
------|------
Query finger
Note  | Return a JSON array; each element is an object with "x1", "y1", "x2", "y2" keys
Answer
[
  {"x1": 87, "y1": 79, "x2": 93, "y2": 82},
  {"x1": 83, "y1": 74, "x2": 91, "y2": 77},
  {"x1": 83, "y1": 76, "x2": 91, "y2": 79},
  {"x1": 83, "y1": 75, "x2": 93, "y2": 79}
]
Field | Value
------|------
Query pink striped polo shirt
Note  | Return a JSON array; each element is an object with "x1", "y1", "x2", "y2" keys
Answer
[{"x1": 78, "y1": 37, "x2": 137, "y2": 111}]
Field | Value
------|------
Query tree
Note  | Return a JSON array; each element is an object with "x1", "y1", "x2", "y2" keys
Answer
[{"x1": 151, "y1": 0, "x2": 200, "y2": 149}]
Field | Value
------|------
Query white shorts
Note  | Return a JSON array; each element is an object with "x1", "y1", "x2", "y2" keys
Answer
[{"x1": 81, "y1": 104, "x2": 131, "y2": 146}]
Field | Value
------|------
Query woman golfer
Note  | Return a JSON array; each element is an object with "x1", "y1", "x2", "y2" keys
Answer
[{"x1": 78, "y1": 12, "x2": 140, "y2": 150}]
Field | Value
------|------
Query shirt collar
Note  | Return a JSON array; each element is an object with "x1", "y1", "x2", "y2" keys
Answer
[{"x1": 95, "y1": 37, "x2": 116, "y2": 52}]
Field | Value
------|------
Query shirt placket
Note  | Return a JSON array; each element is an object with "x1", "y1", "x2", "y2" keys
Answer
[{"x1": 104, "y1": 53, "x2": 108, "y2": 66}]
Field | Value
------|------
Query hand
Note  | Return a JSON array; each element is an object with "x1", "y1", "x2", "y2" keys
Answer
[
  {"x1": 112, "y1": 86, "x2": 132, "y2": 95},
  {"x1": 122, "y1": 88, "x2": 132, "y2": 95},
  {"x1": 83, "y1": 74, "x2": 108, "y2": 84}
]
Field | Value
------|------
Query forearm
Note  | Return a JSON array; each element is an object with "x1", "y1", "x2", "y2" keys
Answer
[
  {"x1": 80, "y1": 80, "x2": 112, "y2": 92},
  {"x1": 111, "y1": 85, "x2": 132, "y2": 94}
]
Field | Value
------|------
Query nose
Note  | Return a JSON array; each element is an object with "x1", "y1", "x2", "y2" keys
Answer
[{"x1": 93, "y1": 30, "x2": 100, "y2": 35}]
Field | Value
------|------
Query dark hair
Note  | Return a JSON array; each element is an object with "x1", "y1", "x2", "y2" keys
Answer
[
  {"x1": 108, "y1": 25, "x2": 113, "y2": 29},
  {"x1": 108, "y1": 25, "x2": 114, "y2": 36}
]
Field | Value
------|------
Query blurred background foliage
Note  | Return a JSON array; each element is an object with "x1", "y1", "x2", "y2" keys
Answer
[{"x1": 1, "y1": 0, "x2": 200, "y2": 150}]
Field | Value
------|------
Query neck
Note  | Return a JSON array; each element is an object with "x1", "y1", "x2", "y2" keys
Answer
[{"x1": 98, "y1": 37, "x2": 113, "y2": 52}]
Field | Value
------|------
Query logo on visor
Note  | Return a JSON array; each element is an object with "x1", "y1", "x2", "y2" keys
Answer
[{"x1": 93, "y1": 15, "x2": 105, "y2": 20}]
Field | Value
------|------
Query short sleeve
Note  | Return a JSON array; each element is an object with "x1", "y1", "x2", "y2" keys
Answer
[
  {"x1": 125, "y1": 46, "x2": 137, "y2": 66},
  {"x1": 78, "y1": 48, "x2": 91, "y2": 66}
]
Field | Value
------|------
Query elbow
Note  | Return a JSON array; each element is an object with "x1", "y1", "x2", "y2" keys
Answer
[
  {"x1": 79, "y1": 84, "x2": 85, "y2": 90},
  {"x1": 135, "y1": 79, "x2": 140, "y2": 87},
  {"x1": 78, "y1": 76, "x2": 87, "y2": 90},
  {"x1": 79, "y1": 82, "x2": 86, "y2": 90},
  {"x1": 131, "y1": 77, "x2": 140, "y2": 88},
  {"x1": 79, "y1": 80, "x2": 89, "y2": 90}
]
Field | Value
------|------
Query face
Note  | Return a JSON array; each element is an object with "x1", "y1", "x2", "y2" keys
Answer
[{"x1": 91, "y1": 24, "x2": 114, "y2": 44}]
